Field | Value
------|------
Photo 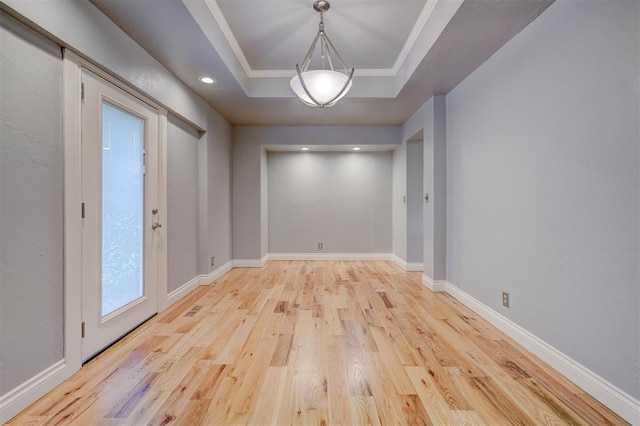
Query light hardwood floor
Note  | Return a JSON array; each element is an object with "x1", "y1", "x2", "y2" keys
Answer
[{"x1": 9, "y1": 261, "x2": 627, "y2": 425}]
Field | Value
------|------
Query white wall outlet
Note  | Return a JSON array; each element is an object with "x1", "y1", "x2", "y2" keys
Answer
[{"x1": 317, "y1": 242, "x2": 323, "y2": 250}]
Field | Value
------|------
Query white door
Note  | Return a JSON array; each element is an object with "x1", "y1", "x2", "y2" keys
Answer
[{"x1": 81, "y1": 69, "x2": 160, "y2": 361}]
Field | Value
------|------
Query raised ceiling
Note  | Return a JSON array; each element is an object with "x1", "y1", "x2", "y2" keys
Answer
[
  {"x1": 90, "y1": 0, "x2": 554, "y2": 126},
  {"x1": 215, "y1": 0, "x2": 429, "y2": 71}
]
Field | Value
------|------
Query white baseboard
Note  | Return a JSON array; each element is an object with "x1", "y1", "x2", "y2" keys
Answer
[
  {"x1": 269, "y1": 253, "x2": 392, "y2": 261},
  {"x1": 0, "y1": 360, "x2": 69, "y2": 424},
  {"x1": 421, "y1": 274, "x2": 448, "y2": 292},
  {"x1": 392, "y1": 254, "x2": 407, "y2": 269},
  {"x1": 165, "y1": 261, "x2": 235, "y2": 308},
  {"x1": 233, "y1": 255, "x2": 269, "y2": 267},
  {"x1": 444, "y1": 281, "x2": 640, "y2": 425},
  {"x1": 391, "y1": 254, "x2": 423, "y2": 271},
  {"x1": 200, "y1": 261, "x2": 233, "y2": 285},
  {"x1": 406, "y1": 262, "x2": 424, "y2": 272},
  {"x1": 166, "y1": 275, "x2": 201, "y2": 307}
]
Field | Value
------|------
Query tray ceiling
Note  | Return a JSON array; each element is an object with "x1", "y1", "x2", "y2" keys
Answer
[
  {"x1": 90, "y1": 0, "x2": 554, "y2": 126},
  {"x1": 214, "y1": 0, "x2": 430, "y2": 72}
]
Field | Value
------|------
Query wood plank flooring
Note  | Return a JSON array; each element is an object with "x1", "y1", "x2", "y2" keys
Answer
[{"x1": 8, "y1": 261, "x2": 627, "y2": 425}]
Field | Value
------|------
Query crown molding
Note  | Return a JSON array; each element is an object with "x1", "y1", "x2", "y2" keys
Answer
[
  {"x1": 248, "y1": 68, "x2": 398, "y2": 79},
  {"x1": 391, "y1": 0, "x2": 439, "y2": 75},
  {"x1": 203, "y1": 0, "x2": 253, "y2": 77}
]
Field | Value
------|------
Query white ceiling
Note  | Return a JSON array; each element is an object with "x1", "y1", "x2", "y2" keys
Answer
[
  {"x1": 90, "y1": 0, "x2": 554, "y2": 126},
  {"x1": 216, "y1": 0, "x2": 429, "y2": 71}
]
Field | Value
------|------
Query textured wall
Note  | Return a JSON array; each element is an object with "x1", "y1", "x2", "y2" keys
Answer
[
  {"x1": 0, "y1": 2, "x2": 234, "y2": 411},
  {"x1": 2, "y1": 0, "x2": 208, "y2": 129},
  {"x1": 260, "y1": 148, "x2": 269, "y2": 258},
  {"x1": 204, "y1": 109, "x2": 233, "y2": 271},
  {"x1": 406, "y1": 140, "x2": 424, "y2": 263},
  {"x1": 268, "y1": 152, "x2": 392, "y2": 254},
  {"x1": 231, "y1": 137, "x2": 263, "y2": 260},
  {"x1": 0, "y1": 12, "x2": 64, "y2": 394},
  {"x1": 167, "y1": 115, "x2": 200, "y2": 292},
  {"x1": 233, "y1": 126, "x2": 400, "y2": 260},
  {"x1": 392, "y1": 143, "x2": 407, "y2": 260},
  {"x1": 401, "y1": 97, "x2": 446, "y2": 279},
  {"x1": 446, "y1": 0, "x2": 639, "y2": 397}
]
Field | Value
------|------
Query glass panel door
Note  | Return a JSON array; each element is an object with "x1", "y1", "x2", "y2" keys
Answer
[
  {"x1": 81, "y1": 68, "x2": 159, "y2": 361},
  {"x1": 101, "y1": 103, "x2": 144, "y2": 316}
]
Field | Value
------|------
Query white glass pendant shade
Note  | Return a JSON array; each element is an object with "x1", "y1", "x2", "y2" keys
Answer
[{"x1": 290, "y1": 70, "x2": 352, "y2": 107}]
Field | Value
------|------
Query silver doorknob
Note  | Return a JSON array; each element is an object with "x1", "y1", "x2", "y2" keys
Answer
[{"x1": 152, "y1": 222, "x2": 162, "y2": 230}]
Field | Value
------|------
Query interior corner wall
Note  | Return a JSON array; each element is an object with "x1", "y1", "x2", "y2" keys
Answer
[
  {"x1": 167, "y1": 115, "x2": 200, "y2": 292},
  {"x1": 232, "y1": 137, "x2": 263, "y2": 260},
  {"x1": 268, "y1": 152, "x2": 393, "y2": 254},
  {"x1": 402, "y1": 97, "x2": 446, "y2": 280},
  {"x1": 446, "y1": 0, "x2": 639, "y2": 398},
  {"x1": 392, "y1": 143, "x2": 407, "y2": 260},
  {"x1": 432, "y1": 96, "x2": 446, "y2": 280},
  {"x1": 169, "y1": 98, "x2": 233, "y2": 286},
  {"x1": 260, "y1": 148, "x2": 269, "y2": 258},
  {"x1": 205, "y1": 109, "x2": 233, "y2": 271},
  {"x1": 198, "y1": 121, "x2": 209, "y2": 275},
  {"x1": 406, "y1": 141, "x2": 424, "y2": 263},
  {"x1": 0, "y1": 11, "x2": 64, "y2": 395},
  {"x1": 169, "y1": 92, "x2": 233, "y2": 292}
]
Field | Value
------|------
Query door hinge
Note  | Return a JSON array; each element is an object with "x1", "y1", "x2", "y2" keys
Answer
[
  {"x1": 81, "y1": 82, "x2": 85, "y2": 102},
  {"x1": 81, "y1": 202, "x2": 85, "y2": 219},
  {"x1": 81, "y1": 321, "x2": 85, "y2": 338}
]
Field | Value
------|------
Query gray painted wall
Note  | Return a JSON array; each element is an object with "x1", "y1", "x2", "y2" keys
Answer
[
  {"x1": 4, "y1": 0, "x2": 235, "y2": 282},
  {"x1": 260, "y1": 148, "x2": 269, "y2": 258},
  {"x1": 2, "y1": 0, "x2": 208, "y2": 129},
  {"x1": 268, "y1": 152, "x2": 392, "y2": 254},
  {"x1": 406, "y1": 140, "x2": 424, "y2": 263},
  {"x1": 0, "y1": 1, "x2": 234, "y2": 403},
  {"x1": 204, "y1": 109, "x2": 233, "y2": 271},
  {"x1": 432, "y1": 96, "x2": 446, "y2": 280},
  {"x1": 235, "y1": 126, "x2": 401, "y2": 148},
  {"x1": 392, "y1": 144, "x2": 407, "y2": 260},
  {"x1": 0, "y1": 12, "x2": 64, "y2": 394},
  {"x1": 401, "y1": 97, "x2": 446, "y2": 280},
  {"x1": 232, "y1": 137, "x2": 263, "y2": 260},
  {"x1": 446, "y1": 0, "x2": 639, "y2": 398},
  {"x1": 167, "y1": 115, "x2": 200, "y2": 292},
  {"x1": 233, "y1": 126, "x2": 400, "y2": 260}
]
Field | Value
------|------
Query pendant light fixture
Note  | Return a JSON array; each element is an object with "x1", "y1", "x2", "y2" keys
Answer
[{"x1": 290, "y1": 0, "x2": 354, "y2": 107}]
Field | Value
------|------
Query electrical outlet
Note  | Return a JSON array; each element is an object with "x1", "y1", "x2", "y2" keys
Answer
[
  {"x1": 317, "y1": 242, "x2": 323, "y2": 250},
  {"x1": 210, "y1": 256, "x2": 215, "y2": 267},
  {"x1": 502, "y1": 291, "x2": 510, "y2": 308}
]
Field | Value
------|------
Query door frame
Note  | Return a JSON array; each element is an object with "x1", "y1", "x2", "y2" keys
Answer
[
  {"x1": 62, "y1": 49, "x2": 168, "y2": 372},
  {"x1": 80, "y1": 68, "x2": 161, "y2": 360}
]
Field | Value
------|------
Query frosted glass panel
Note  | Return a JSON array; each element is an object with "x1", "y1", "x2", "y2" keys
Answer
[{"x1": 102, "y1": 103, "x2": 144, "y2": 316}]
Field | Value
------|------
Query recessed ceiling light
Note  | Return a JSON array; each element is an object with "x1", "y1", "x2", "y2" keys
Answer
[
  {"x1": 352, "y1": 147, "x2": 361, "y2": 151},
  {"x1": 301, "y1": 147, "x2": 310, "y2": 151},
  {"x1": 198, "y1": 76, "x2": 216, "y2": 84}
]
